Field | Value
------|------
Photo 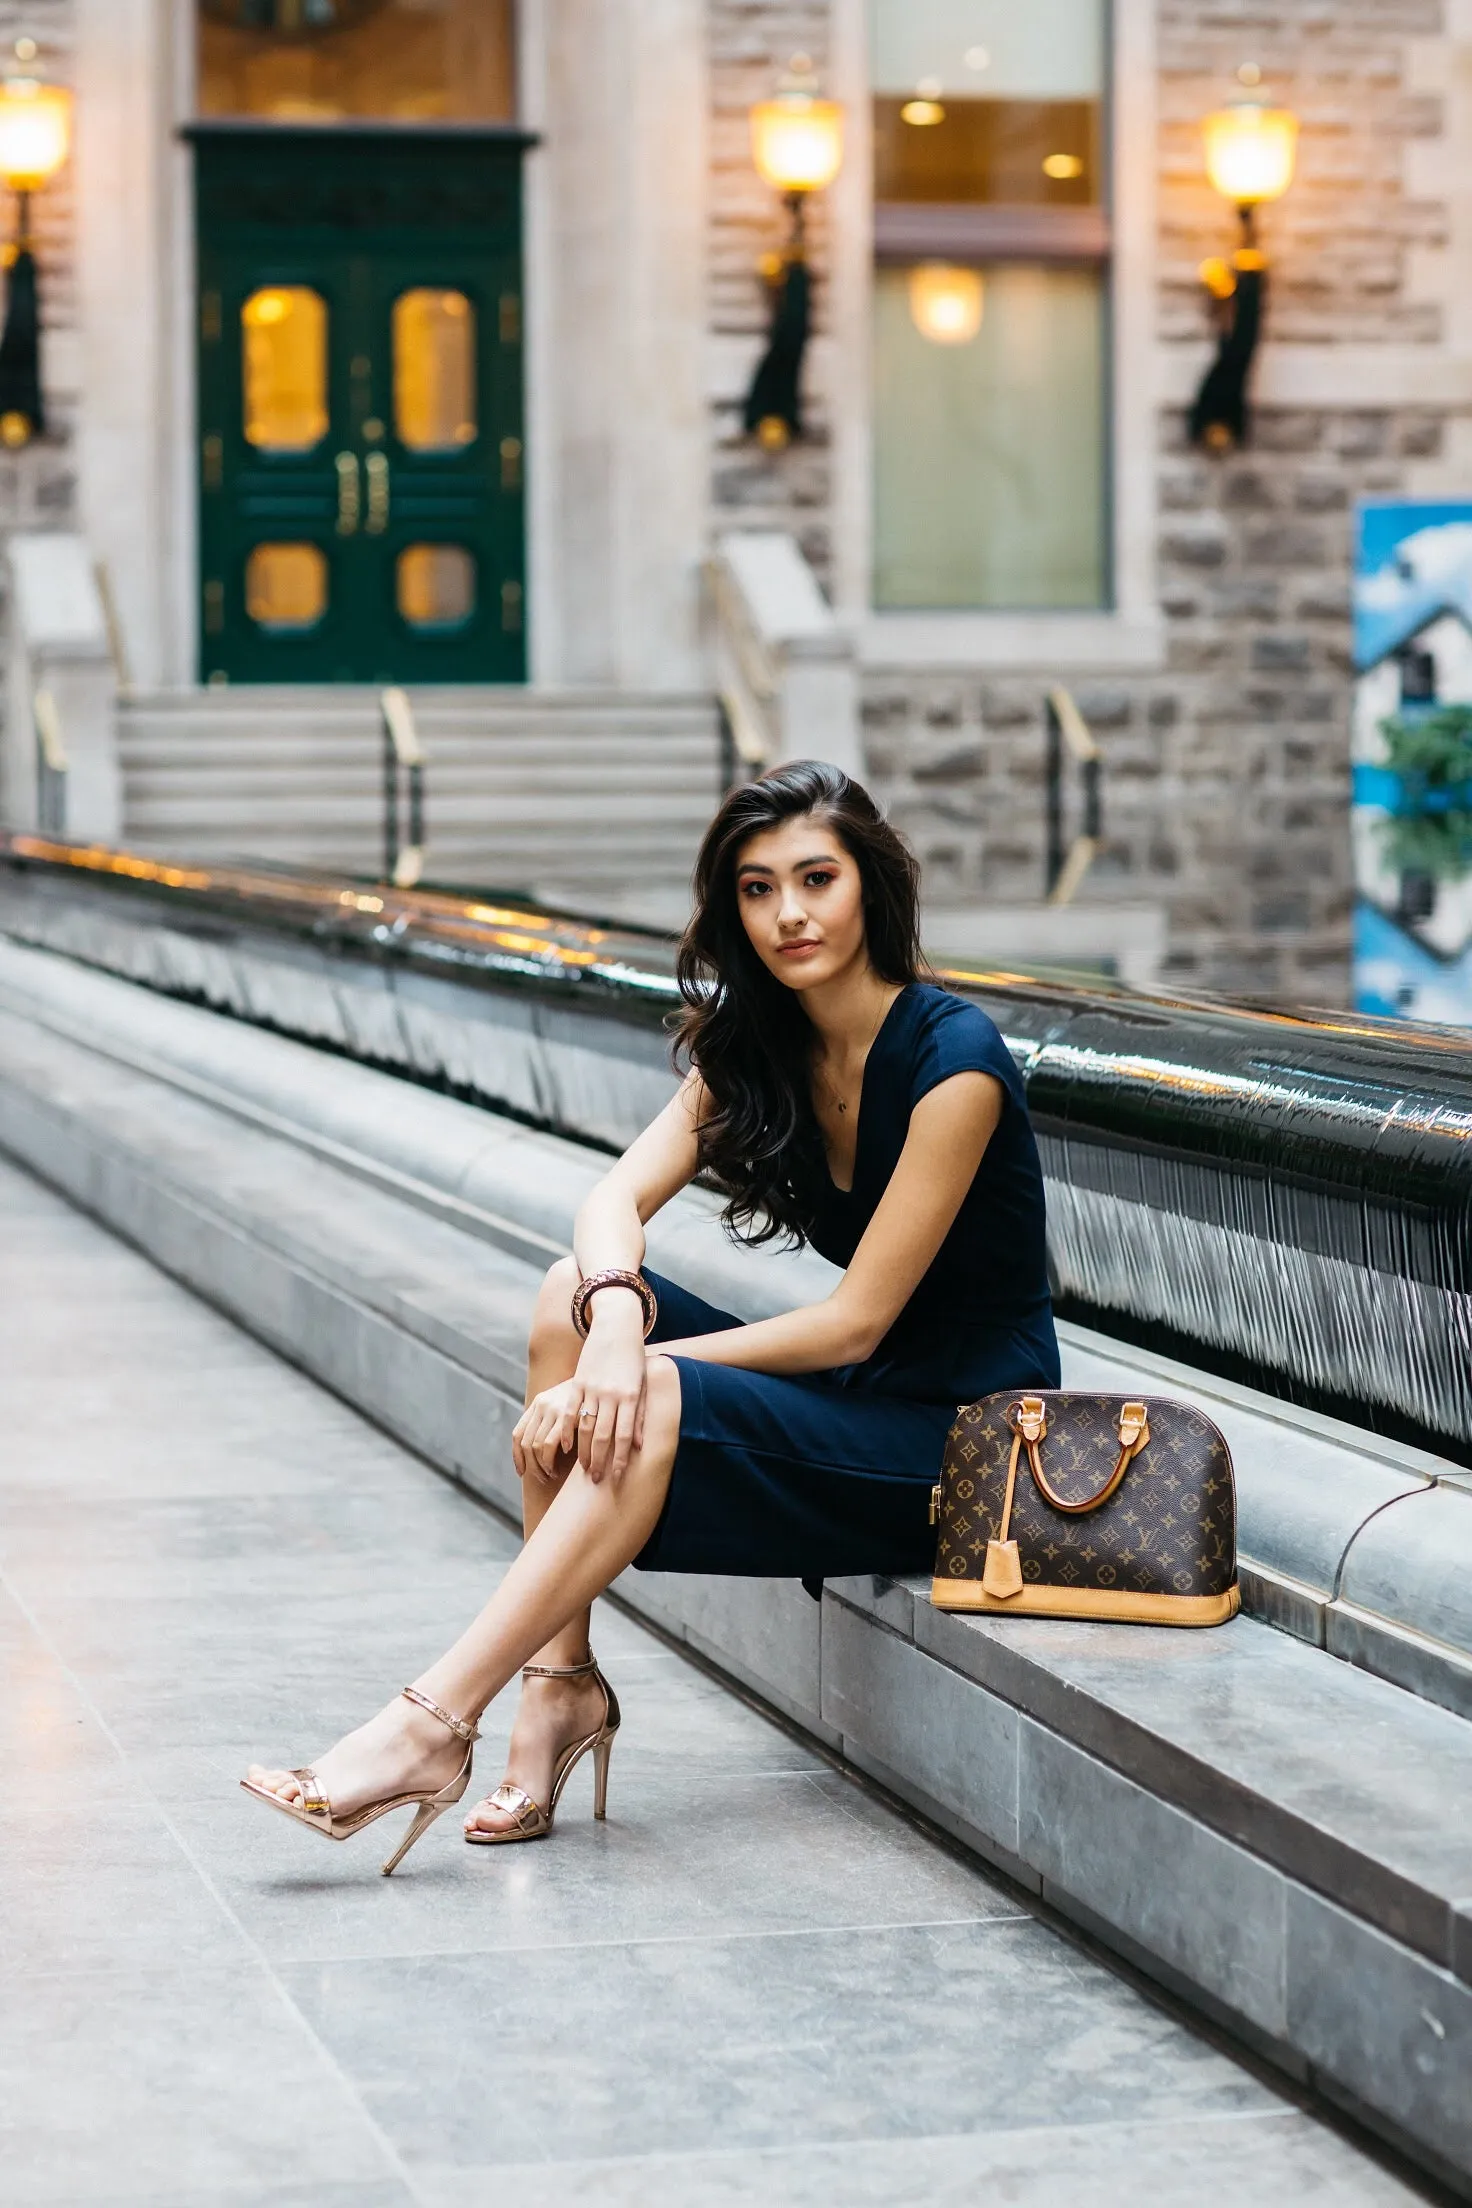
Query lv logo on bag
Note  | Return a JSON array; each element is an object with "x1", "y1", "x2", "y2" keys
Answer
[{"x1": 929, "y1": 1391, "x2": 1240, "y2": 1627}]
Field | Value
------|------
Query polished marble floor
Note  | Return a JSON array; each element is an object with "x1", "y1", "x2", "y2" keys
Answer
[{"x1": 0, "y1": 1156, "x2": 1438, "y2": 2206}]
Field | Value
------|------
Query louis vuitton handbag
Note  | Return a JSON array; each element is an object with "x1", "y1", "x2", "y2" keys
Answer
[{"x1": 930, "y1": 1392, "x2": 1240, "y2": 1625}]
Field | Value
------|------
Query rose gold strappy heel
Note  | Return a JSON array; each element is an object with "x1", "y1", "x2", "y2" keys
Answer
[
  {"x1": 239, "y1": 1685, "x2": 480, "y2": 1875},
  {"x1": 464, "y1": 1654, "x2": 620, "y2": 1846}
]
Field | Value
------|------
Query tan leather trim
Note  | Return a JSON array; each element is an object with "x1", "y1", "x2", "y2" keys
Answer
[
  {"x1": 981, "y1": 1537, "x2": 1023, "y2": 1599},
  {"x1": 928, "y1": 1581, "x2": 1241, "y2": 1627}
]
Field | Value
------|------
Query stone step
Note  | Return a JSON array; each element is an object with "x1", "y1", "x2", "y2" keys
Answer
[
  {"x1": 120, "y1": 748, "x2": 719, "y2": 777},
  {"x1": 115, "y1": 686, "x2": 724, "y2": 889},
  {"x1": 119, "y1": 722, "x2": 721, "y2": 755},
  {"x1": 119, "y1": 691, "x2": 718, "y2": 745},
  {"x1": 0, "y1": 949, "x2": 1467, "y2": 2196},
  {"x1": 120, "y1": 793, "x2": 714, "y2": 831}
]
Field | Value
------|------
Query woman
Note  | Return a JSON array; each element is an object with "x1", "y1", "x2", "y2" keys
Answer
[{"x1": 243, "y1": 761, "x2": 1059, "y2": 1868}]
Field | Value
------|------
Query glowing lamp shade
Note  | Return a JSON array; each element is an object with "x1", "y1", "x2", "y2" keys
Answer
[
  {"x1": 1202, "y1": 99, "x2": 1297, "y2": 207},
  {"x1": 0, "y1": 77, "x2": 71, "y2": 192},
  {"x1": 908, "y1": 263, "x2": 984, "y2": 346},
  {"x1": 749, "y1": 90, "x2": 844, "y2": 194}
]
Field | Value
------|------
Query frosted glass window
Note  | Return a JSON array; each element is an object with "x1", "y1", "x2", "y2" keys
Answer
[
  {"x1": 398, "y1": 543, "x2": 475, "y2": 628},
  {"x1": 872, "y1": 0, "x2": 1104, "y2": 206},
  {"x1": 874, "y1": 100, "x2": 1100, "y2": 205},
  {"x1": 393, "y1": 290, "x2": 477, "y2": 452},
  {"x1": 873, "y1": 264, "x2": 1105, "y2": 610},
  {"x1": 242, "y1": 286, "x2": 328, "y2": 452},
  {"x1": 870, "y1": 0, "x2": 1110, "y2": 612},
  {"x1": 199, "y1": 0, "x2": 515, "y2": 124},
  {"x1": 871, "y1": 0, "x2": 1104, "y2": 100},
  {"x1": 246, "y1": 541, "x2": 328, "y2": 629}
]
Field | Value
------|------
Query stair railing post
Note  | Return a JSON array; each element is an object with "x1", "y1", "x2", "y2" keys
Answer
[
  {"x1": 383, "y1": 710, "x2": 398, "y2": 882},
  {"x1": 33, "y1": 685, "x2": 67, "y2": 837},
  {"x1": 1044, "y1": 686, "x2": 1103, "y2": 908},
  {"x1": 379, "y1": 686, "x2": 427, "y2": 889},
  {"x1": 1045, "y1": 693, "x2": 1064, "y2": 896}
]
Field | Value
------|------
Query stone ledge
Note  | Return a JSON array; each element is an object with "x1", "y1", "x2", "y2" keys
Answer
[
  {"x1": 828, "y1": 1576, "x2": 1472, "y2": 1983},
  {"x1": 2, "y1": 933, "x2": 1469, "y2": 1720},
  {"x1": 0, "y1": 984, "x2": 1470, "y2": 2191}
]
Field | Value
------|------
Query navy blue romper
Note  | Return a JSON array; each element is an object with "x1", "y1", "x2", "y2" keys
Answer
[{"x1": 634, "y1": 983, "x2": 1060, "y2": 1586}]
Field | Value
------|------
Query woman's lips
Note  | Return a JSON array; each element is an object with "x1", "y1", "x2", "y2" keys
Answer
[{"x1": 777, "y1": 939, "x2": 821, "y2": 958}]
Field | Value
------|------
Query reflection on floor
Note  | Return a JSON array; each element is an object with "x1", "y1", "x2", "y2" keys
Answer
[{"x1": 0, "y1": 1158, "x2": 1429, "y2": 2206}]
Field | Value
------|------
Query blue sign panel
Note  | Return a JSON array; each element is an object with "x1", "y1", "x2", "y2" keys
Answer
[{"x1": 1351, "y1": 499, "x2": 1472, "y2": 1025}]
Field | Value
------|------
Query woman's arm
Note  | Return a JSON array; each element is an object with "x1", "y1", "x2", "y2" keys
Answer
[
  {"x1": 572, "y1": 1070, "x2": 705, "y2": 1278},
  {"x1": 657, "y1": 1071, "x2": 1003, "y2": 1376},
  {"x1": 516, "y1": 1074, "x2": 705, "y2": 1485}
]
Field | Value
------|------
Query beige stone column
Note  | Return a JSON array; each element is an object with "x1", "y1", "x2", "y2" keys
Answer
[
  {"x1": 73, "y1": 0, "x2": 191, "y2": 691},
  {"x1": 522, "y1": 0, "x2": 709, "y2": 689}
]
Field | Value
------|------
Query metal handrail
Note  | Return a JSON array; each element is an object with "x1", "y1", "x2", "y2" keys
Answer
[
  {"x1": 380, "y1": 686, "x2": 426, "y2": 888},
  {"x1": 92, "y1": 559, "x2": 132, "y2": 694},
  {"x1": 1044, "y1": 685, "x2": 1102, "y2": 906},
  {"x1": 33, "y1": 687, "x2": 68, "y2": 836}
]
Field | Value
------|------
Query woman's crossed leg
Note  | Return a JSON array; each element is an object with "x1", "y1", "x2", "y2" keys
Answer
[{"x1": 244, "y1": 1256, "x2": 678, "y2": 1830}]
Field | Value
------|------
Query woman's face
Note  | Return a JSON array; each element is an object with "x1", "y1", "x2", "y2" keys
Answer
[{"x1": 733, "y1": 812, "x2": 867, "y2": 994}]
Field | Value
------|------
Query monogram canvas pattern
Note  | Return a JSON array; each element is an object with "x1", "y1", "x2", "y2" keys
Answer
[{"x1": 936, "y1": 1392, "x2": 1237, "y2": 1600}]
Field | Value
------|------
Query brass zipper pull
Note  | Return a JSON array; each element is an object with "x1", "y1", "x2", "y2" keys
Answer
[{"x1": 929, "y1": 1482, "x2": 942, "y2": 1527}]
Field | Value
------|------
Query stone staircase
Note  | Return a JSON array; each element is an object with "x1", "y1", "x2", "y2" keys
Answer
[{"x1": 117, "y1": 687, "x2": 724, "y2": 917}]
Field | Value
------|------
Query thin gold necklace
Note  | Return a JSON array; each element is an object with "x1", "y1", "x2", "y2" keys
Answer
[{"x1": 819, "y1": 989, "x2": 894, "y2": 1117}]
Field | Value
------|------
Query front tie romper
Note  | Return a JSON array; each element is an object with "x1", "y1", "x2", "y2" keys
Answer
[{"x1": 633, "y1": 982, "x2": 1061, "y2": 1588}]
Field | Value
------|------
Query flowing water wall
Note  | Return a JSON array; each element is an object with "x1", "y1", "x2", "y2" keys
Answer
[{"x1": 3, "y1": 833, "x2": 1469, "y2": 1454}]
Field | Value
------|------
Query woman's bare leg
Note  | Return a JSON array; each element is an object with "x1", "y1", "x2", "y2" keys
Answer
[
  {"x1": 245, "y1": 1339, "x2": 680, "y2": 1823},
  {"x1": 416, "y1": 1356, "x2": 678, "y2": 1716},
  {"x1": 461, "y1": 1257, "x2": 604, "y2": 1832},
  {"x1": 518, "y1": 1254, "x2": 595, "y2": 1667}
]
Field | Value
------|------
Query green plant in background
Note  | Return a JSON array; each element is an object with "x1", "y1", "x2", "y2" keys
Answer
[{"x1": 1377, "y1": 703, "x2": 1472, "y2": 882}]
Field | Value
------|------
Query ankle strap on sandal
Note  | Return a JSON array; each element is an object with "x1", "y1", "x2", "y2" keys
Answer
[
  {"x1": 401, "y1": 1684, "x2": 480, "y2": 1743},
  {"x1": 521, "y1": 1655, "x2": 598, "y2": 1681}
]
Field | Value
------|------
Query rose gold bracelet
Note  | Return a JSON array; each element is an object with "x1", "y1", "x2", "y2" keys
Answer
[{"x1": 570, "y1": 1267, "x2": 659, "y2": 1341}]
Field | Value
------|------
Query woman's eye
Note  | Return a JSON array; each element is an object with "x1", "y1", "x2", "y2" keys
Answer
[
  {"x1": 804, "y1": 870, "x2": 836, "y2": 889},
  {"x1": 740, "y1": 879, "x2": 769, "y2": 897}
]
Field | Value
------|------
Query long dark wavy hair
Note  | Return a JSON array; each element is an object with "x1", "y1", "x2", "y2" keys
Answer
[{"x1": 675, "y1": 760, "x2": 924, "y2": 1246}]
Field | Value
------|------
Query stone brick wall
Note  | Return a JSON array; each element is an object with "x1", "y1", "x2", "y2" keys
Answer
[
  {"x1": 711, "y1": 0, "x2": 1469, "y2": 1003},
  {"x1": 1144, "y1": 0, "x2": 1450, "y2": 996},
  {"x1": 869, "y1": 407, "x2": 1445, "y2": 1001},
  {"x1": 1158, "y1": 0, "x2": 1446, "y2": 351}
]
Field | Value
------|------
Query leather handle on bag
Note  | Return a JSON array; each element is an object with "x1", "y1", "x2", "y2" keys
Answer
[
  {"x1": 1020, "y1": 1398, "x2": 1151, "y2": 1516},
  {"x1": 981, "y1": 1398, "x2": 1046, "y2": 1599}
]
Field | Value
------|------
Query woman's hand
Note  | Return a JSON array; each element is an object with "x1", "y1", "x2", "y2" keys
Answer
[
  {"x1": 571, "y1": 1298, "x2": 648, "y2": 1482},
  {"x1": 512, "y1": 1379, "x2": 584, "y2": 1484},
  {"x1": 511, "y1": 1297, "x2": 649, "y2": 1486}
]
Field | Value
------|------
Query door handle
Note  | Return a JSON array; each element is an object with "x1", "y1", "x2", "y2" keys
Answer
[
  {"x1": 335, "y1": 451, "x2": 360, "y2": 536},
  {"x1": 365, "y1": 450, "x2": 390, "y2": 534}
]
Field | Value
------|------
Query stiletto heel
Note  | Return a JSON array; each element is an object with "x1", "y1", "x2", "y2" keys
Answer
[
  {"x1": 465, "y1": 1653, "x2": 620, "y2": 1846},
  {"x1": 379, "y1": 1797, "x2": 449, "y2": 1876},
  {"x1": 591, "y1": 1730, "x2": 613, "y2": 1820},
  {"x1": 240, "y1": 1684, "x2": 479, "y2": 1874}
]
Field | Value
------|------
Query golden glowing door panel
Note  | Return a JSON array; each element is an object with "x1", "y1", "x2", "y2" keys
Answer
[
  {"x1": 397, "y1": 543, "x2": 475, "y2": 628},
  {"x1": 393, "y1": 289, "x2": 477, "y2": 452},
  {"x1": 245, "y1": 542, "x2": 328, "y2": 629},
  {"x1": 242, "y1": 286, "x2": 328, "y2": 452}
]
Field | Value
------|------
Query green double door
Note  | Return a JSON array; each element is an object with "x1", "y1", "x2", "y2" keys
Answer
[{"x1": 194, "y1": 126, "x2": 529, "y2": 684}]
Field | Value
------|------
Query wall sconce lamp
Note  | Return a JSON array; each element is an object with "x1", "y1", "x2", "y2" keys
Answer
[
  {"x1": 743, "y1": 56, "x2": 844, "y2": 452},
  {"x1": 1189, "y1": 66, "x2": 1297, "y2": 452},
  {"x1": 0, "y1": 39, "x2": 71, "y2": 449}
]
